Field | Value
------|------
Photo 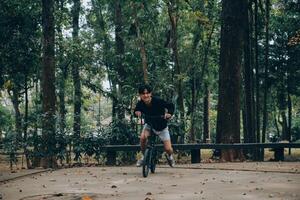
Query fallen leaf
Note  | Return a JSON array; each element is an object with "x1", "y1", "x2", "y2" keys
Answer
[{"x1": 82, "y1": 195, "x2": 93, "y2": 200}]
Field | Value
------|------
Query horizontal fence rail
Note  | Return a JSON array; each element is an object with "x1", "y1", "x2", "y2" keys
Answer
[
  {"x1": 100, "y1": 143, "x2": 300, "y2": 151},
  {"x1": 102, "y1": 142, "x2": 300, "y2": 165},
  {"x1": 1, "y1": 143, "x2": 299, "y2": 165}
]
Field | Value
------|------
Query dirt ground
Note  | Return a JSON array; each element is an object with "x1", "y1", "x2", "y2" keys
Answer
[{"x1": 0, "y1": 162, "x2": 300, "y2": 200}]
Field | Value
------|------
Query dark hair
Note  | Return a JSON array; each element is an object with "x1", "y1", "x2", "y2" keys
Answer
[{"x1": 138, "y1": 84, "x2": 152, "y2": 94}]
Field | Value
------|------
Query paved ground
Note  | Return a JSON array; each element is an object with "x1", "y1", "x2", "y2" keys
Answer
[{"x1": 0, "y1": 162, "x2": 300, "y2": 200}]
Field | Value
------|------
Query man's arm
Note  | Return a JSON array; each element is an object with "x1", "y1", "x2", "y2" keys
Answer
[
  {"x1": 134, "y1": 101, "x2": 143, "y2": 117},
  {"x1": 160, "y1": 99, "x2": 175, "y2": 119}
]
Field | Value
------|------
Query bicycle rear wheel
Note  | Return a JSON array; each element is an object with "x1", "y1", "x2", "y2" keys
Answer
[{"x1": 142, "y1": 149, "x2": 150, "y2": 177}]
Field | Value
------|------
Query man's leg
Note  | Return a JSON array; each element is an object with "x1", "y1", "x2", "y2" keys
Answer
[
  {"x1": 136, "y1": 129, "x2": 150, "y2": 167},
  {"x1": 140, "y1": 129, "x2": 150, "y2": 153},
  {"x1": 163, "y1": 140, "x2": 173, "y2": 155},
  {"x1": 163, "y1": 140, "x2": 175, "y2": 167},
  {"x1": 156, "y1": 127, "x2": 175, "y2": 167}
]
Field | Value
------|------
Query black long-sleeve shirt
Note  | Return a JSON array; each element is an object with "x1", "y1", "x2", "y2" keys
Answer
[{"x1": 134, "y1": 96, "x2": 175, "y2": 131}]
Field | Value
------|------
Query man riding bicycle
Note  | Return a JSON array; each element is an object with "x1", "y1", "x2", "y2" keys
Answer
[{"x1": 134, "y1": 84, "x2": 175, "y2": 167}]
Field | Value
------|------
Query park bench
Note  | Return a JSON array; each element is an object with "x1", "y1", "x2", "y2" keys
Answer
[{"x1": 102, "y1": 143, "x2": 300, "y2": 165}]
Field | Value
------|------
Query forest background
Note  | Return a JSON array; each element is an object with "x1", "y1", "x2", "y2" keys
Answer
[{"x1": 0, "y1": 0, "x2": 299, "y2": 168}]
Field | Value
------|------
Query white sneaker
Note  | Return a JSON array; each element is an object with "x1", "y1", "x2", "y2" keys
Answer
[
  {"x1": 136, "y1": 155, "x2": 144, "y2": 167},
  {"x1": 165, "y1": 154, "x2": 175, "y2": 167}
]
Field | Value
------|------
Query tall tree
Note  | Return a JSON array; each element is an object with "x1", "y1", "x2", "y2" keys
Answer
[
  {"x1": 243, "y1": 0, "x2": 255, "y2": 145},
  {"x1": 131, "y1": 2, "x2": 149, "y2": 83},
  {"x1": 56, "y1": 0, "x2": 70, "y2": 165},
  {"x1": 186, "y1": 1, "x2": 205, "y2": 143},
  {"x1": 216, "y1": 0, "x2": 246, "y2": 161},
  {"x1": 269, "y1": 0, "x2": 300, "y2": 142},
  {"x1": 8, "y1": 86, "x2": 22, "y2": 145},
  {"x1": 41, "y1": 0, "x2": 57, "y2": 168},
  {"x1": 201, "y1": 20, "x2": 215, "y2": 144},
  {"x1": 114, "y1": 0, "x2": 126, "y2": 120},
  {"x1": 262, "y1": 0, "x2": 270, "y2": 144},
  {"x1": 203, "y1": 83, "x2": 210, "y2": 143},
  {"x1": 167, "y1": 0, "x2": 185, "y2": 140},
  {"x1": 72, "y1": 0, "x2": 82, "y2": 161},
  {"x1": 254, "y1": 0, "x2": 261, "y2": 145},
  {"x1": 57, "y1": 0, "x2": 67, "y2": 138},
  {"x1": 1, "y1": 0, "x2": 40, "y2": 153}
]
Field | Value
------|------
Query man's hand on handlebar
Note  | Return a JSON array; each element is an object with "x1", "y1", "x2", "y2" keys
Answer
[
  {"x1": 135, "y1": 111, "x2": 142, "y2": 117},
  {"x1": 135, "y1": 111, "x2": 172, "y2": 119},
  {"x1": 164, "y1": 113, "x2": 172, "y2": 120}
]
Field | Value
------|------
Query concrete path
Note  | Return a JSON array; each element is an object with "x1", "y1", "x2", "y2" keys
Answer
[{"x1": 0, "y1": 162, "x2": 299, "y2": 200}]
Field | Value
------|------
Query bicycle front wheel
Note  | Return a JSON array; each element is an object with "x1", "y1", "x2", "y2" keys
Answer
[
  {"x1": 142, "y1": 149, "x2": 150, "y2": 177},
  {"x1": 150, "y1": 149, "x2": 157, "y2": 173}
]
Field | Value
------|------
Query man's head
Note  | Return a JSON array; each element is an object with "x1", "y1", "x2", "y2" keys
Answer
[{"x1": 138, "y1": 84, "x2": 152, "y2": 105}]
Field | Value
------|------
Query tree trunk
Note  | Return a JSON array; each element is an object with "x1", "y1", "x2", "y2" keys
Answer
[
  {"x1": 287, "y1": 92, "x2": 292, "y2": 139},
  {"x1": 243, "y1": 0, "x2": 256, "y2": 160},
  {"x1": 249, "y1": 0, "x2": 256, "y2": 143},
  {"x1": 188, "y1": 11, "x2": 213, "y2": 143},
  {"x1": 167, "y1": 0, "x2": 185, "y2": 141},
  {"x1": 189, "y1": 26, "x2": 201, "y2": 143},
  {"x1": 216, "y1": 0, "x2": 246, "y2": 161},
  {"x1": 57, "y1": 0, "x2": 68, "y2": 137},
  {"x1": 274, "y1": 114, "x2": 280, "y2": 137},
  {"x1": 57, "y1": 0, "x2": 69, "y2": 165},
  {"x1": 114, "y1": 0, "x2": 125, "y2": 120},
  {"x1": 10, "y1": 87, "x2": 22, "y2": 145},
  {"x1": 254, "y1": 0, "x2": 261, "y2": 144},
  {"x1": 23, "y1": 73, "x2": 31, "y2": 168},
  {"x1": 132, "y1": 2, "x2": 149, "y2": 83},
  {"x1": 280, "y1": 111, "x2": 288, "y2": 140},
  {"x1": 189, "y1": 77, "x2": 196, "y2": 142},
  {"x1": 41, "y1": 0, "x2": 57, "y2": 168},
  {"x1": 278, "y1": 82, "x2": 288, "y2": 141},
  {"x1": 91, "y1": 0, "x2": 117, "y2": 124},
  {"x1": 97, "y1": 93, "x2": 101, "y2": 128},
  {"x1": 243, "y1": 0, "x2": 255, "y2": 145},
  {"x1": 203, "y1": 84, "x2": 210, "y2": 143},
  {"x1": 32, "y1": 80, "x2": 41, "y2": 167},
  {"x1": 72, "y1": 0, "x2": 81, "y2": 162},
  {"x1": 201, "y1": 22, "x2": 215, "y2": 144},
  {"x1": 253, "y1": 0, "x2": 263, "y2": 161},
  {"x1": 262, "y1": 0, "x2": 270, "y2": 145}
]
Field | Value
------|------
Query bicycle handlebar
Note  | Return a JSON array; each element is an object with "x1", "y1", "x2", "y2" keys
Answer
[{"x1": 141, "y1": 114, "x2": 165, "y2": 119}]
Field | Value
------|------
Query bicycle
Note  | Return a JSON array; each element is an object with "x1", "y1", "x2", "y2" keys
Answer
[
  {"x1": 142, "y1": 126, "x2": 159, "y2": 177},
  {"x1": 138, "y1": 114, "x2": 165, "y2": 178}
]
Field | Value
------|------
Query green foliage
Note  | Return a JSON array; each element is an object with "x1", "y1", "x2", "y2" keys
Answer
[
  {"x1": 2, "y1": 131, "x2": 19, "y2": 165},
  {"x1": 268, "y1": 1, "x2": 300, "y2": 93},
  {"x1": 2, "y1": 132, "x2": 18, "y2": 152},
  {"x1": 102, "y1": 119, "x2": 139, "y2": 145},
  {"x1": 0, "y1": 0, "x2": 41, "y2": 89},
  {"x1": 0, "y1": 105, "x2": 12, "y2": 131},
  {"x1": 55, "y1": 131, "x2": 68, "y2": 161},
  {"x1": 0, "y1": 0, "x2": 299, "y2": 166}
]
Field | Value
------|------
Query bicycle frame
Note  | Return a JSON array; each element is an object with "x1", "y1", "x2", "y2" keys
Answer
[
  {"x1": 139, "y1": 114, "x2": 165, "y2": 177},
  {"x1": 142, "y1": 129, "x2": 159, "y2": 177}
]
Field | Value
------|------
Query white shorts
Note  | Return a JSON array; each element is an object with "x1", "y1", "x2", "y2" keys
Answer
[{"x1": 143, "y1": 123, "x2": 171, "y2": 142}]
